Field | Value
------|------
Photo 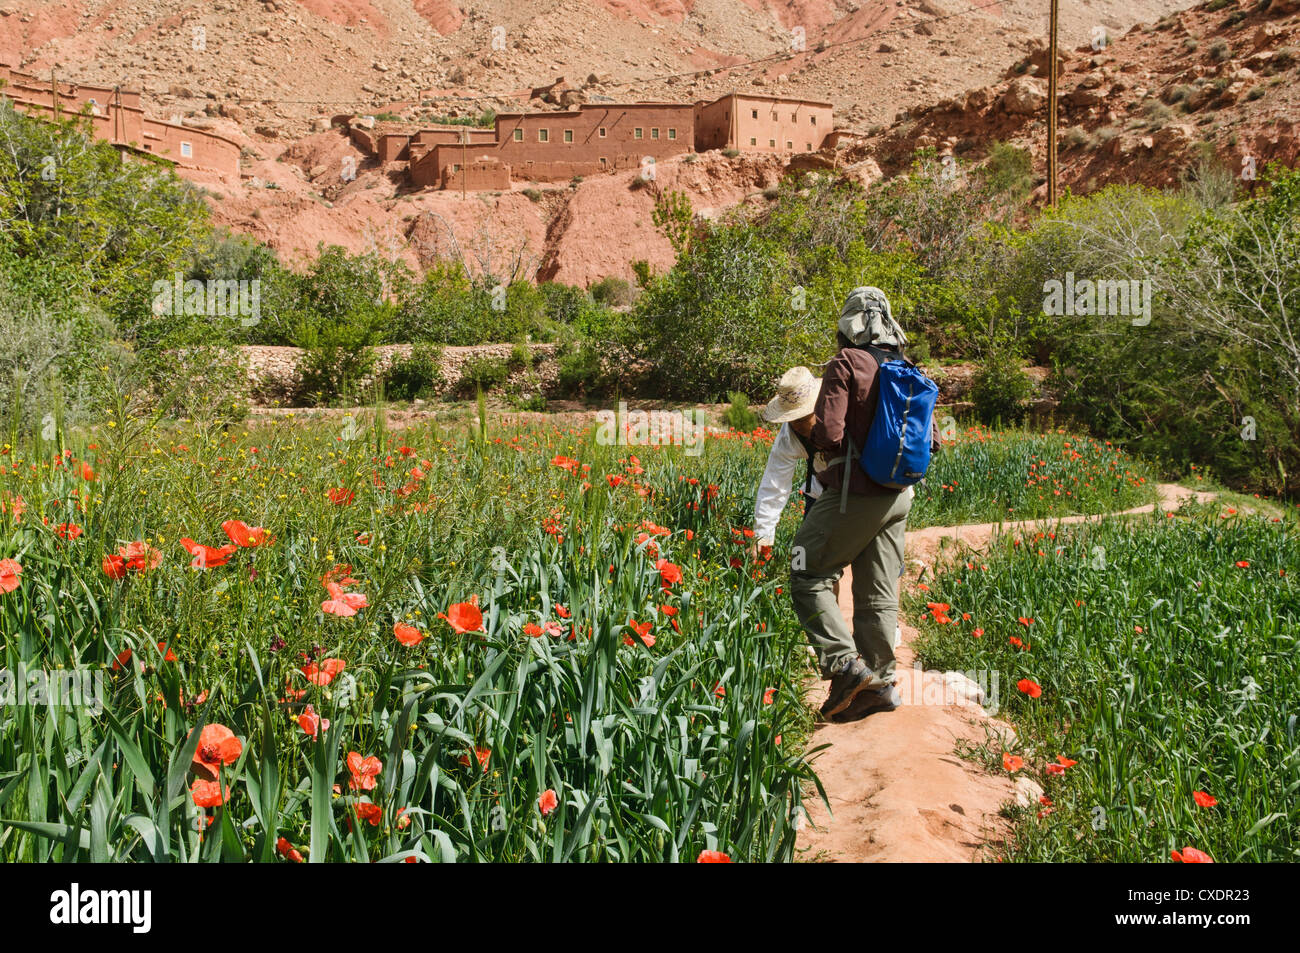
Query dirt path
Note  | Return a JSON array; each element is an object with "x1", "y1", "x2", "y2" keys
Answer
[{"x1": 797, "y1": 483, "x2": 1216, "y2": 863}]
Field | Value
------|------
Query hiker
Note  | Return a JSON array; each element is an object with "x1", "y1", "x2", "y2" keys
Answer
[
  {"x1": 753, "y1": 366, "x2": 826, "y2": 561},
  {"x1": 792, "y1": 287, "x2": 940, "y2": 723}
]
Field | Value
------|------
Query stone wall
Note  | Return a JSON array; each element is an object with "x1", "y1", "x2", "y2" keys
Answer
[{"x1": 243, "y1": 343, "x2": 560, "y2": 405}]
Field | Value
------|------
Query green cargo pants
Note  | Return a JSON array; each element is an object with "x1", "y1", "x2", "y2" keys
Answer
[{"x1": 790, "y1": 485, "x2": 913, "y2": 686}]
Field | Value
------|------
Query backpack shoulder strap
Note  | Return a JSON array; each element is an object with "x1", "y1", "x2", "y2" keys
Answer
[
  {"x1": 791, "y1": 428, "x2": 817, "y2": 495},
  {"x1": 865, "y1": 344, "x2": 910, "y2": 368}
]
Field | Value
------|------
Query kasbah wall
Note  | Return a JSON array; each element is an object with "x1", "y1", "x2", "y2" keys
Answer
[
  {"x1": 372, "y1": 91, "x2": 836, "y2": 192},
  {"x1": 0, "y1": 63, "x2": 242, "y2": 181}
]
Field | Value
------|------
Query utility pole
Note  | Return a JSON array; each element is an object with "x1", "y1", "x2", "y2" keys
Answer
[
  {"x1": 461, "y1": 127, "x2": 467, "y2": 201},
  {"x1": 51, "y1": 67, "x2": 59, "y2": 121},
  {"x1": 1047, "y1": 0, "x2": 1059, "y2": 207}
]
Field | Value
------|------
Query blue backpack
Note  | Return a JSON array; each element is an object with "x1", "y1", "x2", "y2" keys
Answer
[{"x1": 859, "y1": 345, "x2": 939, "y2": 490}]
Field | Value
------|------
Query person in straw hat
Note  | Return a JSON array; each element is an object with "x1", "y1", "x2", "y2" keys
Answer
[
  {"x1": 753, "y1": 366, "x2": 827, "y2": 559},
  {"x1": 790, "y1": 287, "x2": 941, "y2": 723}
]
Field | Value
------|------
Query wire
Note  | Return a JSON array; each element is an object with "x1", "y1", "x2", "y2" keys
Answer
[{"x1": 225, "y1": 0, "x2": 1010, "y2": 109}]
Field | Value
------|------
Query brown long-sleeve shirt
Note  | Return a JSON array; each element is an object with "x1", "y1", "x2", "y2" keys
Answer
[{"x1": 811, "y1": 346, "x2": 941, "y2": 496}]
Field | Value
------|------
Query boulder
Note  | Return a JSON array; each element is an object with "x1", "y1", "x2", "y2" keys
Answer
[{"x1": 1001, "y1": 76, "x2": 1046, "y2": 115}]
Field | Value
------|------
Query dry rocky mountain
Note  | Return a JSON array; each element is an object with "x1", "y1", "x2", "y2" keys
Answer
[{"x1": 12, "y1": 0, "x2": 1291, "y2": 288}]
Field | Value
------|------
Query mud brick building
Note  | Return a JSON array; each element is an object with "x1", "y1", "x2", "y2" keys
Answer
[
  {"x1": 694, "y1": 93, "x2": 834, "y2": 154},
  {"x1": 0, "y1": 63, "x2": 242, "y2": 181},
  {"x1": 379, "y1": 92, "x2": 837, "y2": 192}
]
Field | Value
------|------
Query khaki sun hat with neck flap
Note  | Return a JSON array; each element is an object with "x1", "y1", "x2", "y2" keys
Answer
[{"x1": 762, "y1": 366, "x2": 820, "y2": 423}]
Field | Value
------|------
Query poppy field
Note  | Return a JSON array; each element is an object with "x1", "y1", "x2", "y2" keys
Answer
[
  {"x1": 0, "y1": 408, "x2": 1165, "y2": 862},
  {"x1": 908, "y1": 503, "x2": 1300, "y2": 862}
]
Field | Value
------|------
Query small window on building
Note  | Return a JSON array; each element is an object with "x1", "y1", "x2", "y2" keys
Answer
[
  {"x1": 180, "y1": 141, "x2": 193, "y2": 158},
  {"x1": 599, "y1": 157, "x2": 607, "y2": 167},
  {"x1": 786, "y1": 141, "x2": 793, "y2": 150},
  {"x1": 791, "y1": 113, "x2": 797, "y2": 122},
  {"x1": 751, "y1": 109, "x2": 758, "y2": 119},
  {"x1": 538, "y1": 128, "x2": 549, "y2": 142},
  {"x1": 564, "y1": 129, "x2": 573, "y2": 142},
  {"x1": 599, "y1": 127, "x2": 607, "y2": 137},
  {"x1": 634, "y1": 127, "x2": 643, "y2": 139},
  {"x1": 769, "y1": 139, "x2": 776, "y2": 148},
  {"x1": 750, "y1": 137, "x2": 757, "y2": 146},
  {"x1": 651, "y1": 128, "x2": 659, "y2": 139},
  {"x1": 513, "y1": 128, "x2": 523, "y2": 141},
  {"x1": 811, "y1": 115, "x2": 817, "y2": 125},
  {"x1": 668, "y1": 128, "x2": 676, "y2": 140},
  {"x1": 806, "y1": 142, "x2": 813, "y2": 151}
]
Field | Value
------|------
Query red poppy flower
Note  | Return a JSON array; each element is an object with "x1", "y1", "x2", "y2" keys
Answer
[
  {"x1": 276, "y1": 836, "x2": 304, "y2": 862},
  {"x1": 103, "y1": 554, "x2": 128, "y2": 579},
  {"x1": 81, "y1": 462, "x2": 96, "y2": 481},
  {"x1": 190, "y1": 724, "x2": 243, "y2": 781},
  {"x1": 327, "y1": 487, "x2": 355, "y2": 506},
  {"x1": 623, "y1": 619, "x2": 655, "y2": 648},
  {"x1": 1193, "y1": 790, "x2": 1217, "y2": 808},
  {"x1": 353, "y1": 801, "x2": 382, "y2": 826},
  {"x1": 157, "y1": 642, "x2": 177, "y2": 662},
  {"x1": 1171, "y1": 846, "x2": 1214, "y2": 863},
  {"x1": 763, "y1": 687, "x2": 776, "y2": 705},
  {"x1": 222, "y1": 519, "x2": 272, "y2": 547},
  {"x1": 1017, "y1": 679, "x2": 1042, "y2": 698},
  {"x1": 0, "y1": 558, "x2": 21, "y2": 594},
  {"x1": 656, "y1": 558, "x2": 683, "y2": 588},
  {"x1": 180, "y1": 537, "x2": 238, "y2": 569},
  {"x1": 1235, "y1": 560, "x2": 1250, "y2": 569},
  {"x1": 538, "y1": 789, "x2": 559, "y2": 816},
  {"x1": 972, "y1": 628, "x2": 984, "y2": 638},
  {"x1": 393, "y1": 622, "x2": 424, "y2": 647},
  {"x1": 301, "y1": 658, "x2": 346, "y2": 686},
  {"x1": 555, "y1": 605, "x2": 570, "y2": 619},
  {"x1": 1002, "y1": 753, "x2": 1024, "y2": 772},
  {"x1": 347, "y1": 751, "x2": 383, "y2": 791},
  {"x1": 322, "y1": 581, "x2": 369, "y2": 617},
  {"x1": 191, "y1": 779, "x2": 230, "y2": 808},
  {"x1": 297, "y1": 704, "x2": 329, "y2": 739},
  {"x1": 459, "y1": 747, "x2": 491, "y2": 771},
  {"x1": 439, "y1": 597, "x2": 483, "y2": 634},
  {"x1": 696, "y1": 849, "x2": 732, "y2": 863},
  {"x1": 55, "y1": 523, "x2": 82, "y2": 540}
]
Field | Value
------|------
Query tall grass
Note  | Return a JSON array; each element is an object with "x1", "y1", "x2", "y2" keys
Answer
[{"x1": 907, "y1": 503, "x2": 1300, "y2": 861}]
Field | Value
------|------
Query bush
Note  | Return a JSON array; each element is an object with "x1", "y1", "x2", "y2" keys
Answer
[
  {"x1": 555, "y1": 342, "x2": 608, "y2": 398},
  {"x1": 295, "y1": 319, "x2": 378, "y2": 407},
  {"x1": 382, "y1": 344, "x2": 444, "y2": 401},
  {"x1": 458, "y1": 355, "x2": 510, "y2": 394},
  {"x1": 983, "y1": 141, "x2": 1034, "y2": 200},
  {"x1": 970, "y1": 351, "x2": 1034, "y2": 424},
  {"x1": 721, "y1": 392, "x2": 760, "y2": 432},
  {"x1": 590, "y1": 275, "x2": 634, "y2": 308}
]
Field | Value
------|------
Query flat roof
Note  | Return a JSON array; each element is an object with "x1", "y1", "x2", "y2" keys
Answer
[
  {"x1": 696, "y1": 93, "x2": 834, "y2": 109},
  {"x1": 494, "y1": 102, "x2": 695, "y2": 119}
]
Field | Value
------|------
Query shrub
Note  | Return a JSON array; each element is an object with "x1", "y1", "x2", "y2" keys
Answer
[
  {"x1": 983, "y1": 141, "x2": 1034, "y2": 199},
  {"x1": 556, "y1": 342, "x2": 610, "y2": 398},
  {"x1": 1209, "y1": 39, "x2": 1232, "y2": 62},
  {"x1": 721, "y1": 391, "x2": 761, "y2": 432},
  {"x1": 590, "y1": 275, "x2": 634, "y2": 308},
  {"x1": 970, "y1": 351, "x2": 1034, "y2": 424},
  {"x1": 382, "y1": 344, "x2": 444, "y2": 401},
  {"x1": 458, "y1": 355, "x2": 510, "y2": 394}
]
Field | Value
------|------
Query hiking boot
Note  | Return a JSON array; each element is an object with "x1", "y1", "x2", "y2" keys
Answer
[
  {"x1": 831, "y1": 683, "x2": 901, "y2": 724},
  {"x1": 819, "y1": 657, "x2": 872, "y2": 719}
]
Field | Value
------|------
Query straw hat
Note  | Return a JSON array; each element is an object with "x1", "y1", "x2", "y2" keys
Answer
[{"x1": 762, "y1": 366, "x2": 819, "y2": 423}]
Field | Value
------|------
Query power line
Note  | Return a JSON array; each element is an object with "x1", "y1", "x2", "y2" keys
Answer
[{"x1": 220, "y1": 0, "x2": 1010, "y2": 109}]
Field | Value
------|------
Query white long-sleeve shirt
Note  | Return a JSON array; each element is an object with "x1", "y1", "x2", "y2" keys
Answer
[{"x1": 753, "y1": 423, "x2": 825, "y2": 547}]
